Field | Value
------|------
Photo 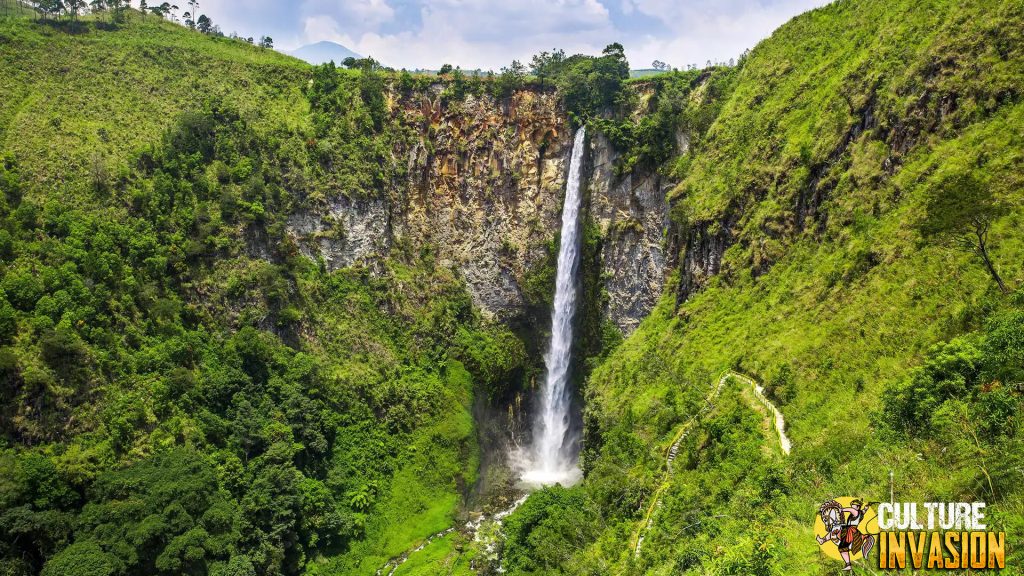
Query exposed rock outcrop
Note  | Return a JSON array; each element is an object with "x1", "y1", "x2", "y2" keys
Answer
[
  {"x1": 288, "y1": 196, "x2": 391, "y2": 270},
  {"x1": 587, "y1": 132, "x2": 673, "y2": 334},
  {"x1": 287, "y1": 86, "x2": 674, "y2": 330},
  {"x1": 288, "y1": 88, "x2": 571, "y2": 319},
  {"x1": 396, "y1": 90, "x2": 572, "y2": 318},
  {"x1": 676, "y1": 214, "x2": 735, "y2": 305}
]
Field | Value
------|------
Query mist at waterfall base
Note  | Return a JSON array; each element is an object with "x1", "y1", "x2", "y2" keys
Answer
[{"x1": 512, "y1": 128, "x2": 586, "y2": 489}]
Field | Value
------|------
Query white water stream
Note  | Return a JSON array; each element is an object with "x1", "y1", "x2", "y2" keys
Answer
[{"x1": 517, "y1": 127, "x2": 586, "y2": 488}]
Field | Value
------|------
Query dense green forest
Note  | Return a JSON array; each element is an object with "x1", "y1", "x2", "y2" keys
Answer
[
  {"x1": 0, "y1": 12, "x2": 519, "y2": 576},
  {"x1": 1, "y1": 0, "x2": 1023, "y2": 575}
]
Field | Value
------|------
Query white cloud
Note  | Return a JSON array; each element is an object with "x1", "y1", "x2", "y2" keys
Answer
[
  {"x1": 342, "y1": 0, "x2": 616, "y2": 70},
  {"x1": 194, "y1": 0, "x2": 833, "y2": 70},
  {"x1": 299, "y1": 15, "x2": 357, "y2": 47},
  {"x1": 623, "y1": 0, "x2": 828, "y2": 69},
  {"x1": 301, "y1": 0, "x2": 395, "y2": 33}
]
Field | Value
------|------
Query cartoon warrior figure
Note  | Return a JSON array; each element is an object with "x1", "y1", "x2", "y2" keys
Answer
[{"x1": 816, "y1": 499, "x2": 875, "y2": 571}]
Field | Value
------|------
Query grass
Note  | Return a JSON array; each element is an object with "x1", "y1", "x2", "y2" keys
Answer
[
  {"x1": 0, "y1": 15, "x2": 492, "y2": 576},
  {"x1": 0, "y1": 13, "x2": 309, "y2": 190},
  {"x1": 321, "y1": 363, "x2": 478, "y2": 574},
  {"x1": 503, "y1": 0, "x2": 1024, "y2": 574},
  {"x1": 391, "y1": 532, "x2": 475, "y2": 576}
]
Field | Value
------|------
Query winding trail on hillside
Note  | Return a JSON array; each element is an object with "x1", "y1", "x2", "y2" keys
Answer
[
  {"x1": 376, "y1": 370, "x2": 796, "y2": 571},
  {"x1": 630, "y1": 371, "x2": 792, "y2": 558},
  {"x1": 733, "y1": 372, "x2": 792, "y2": 455},
  {"x1": 629, "y1": 372, "x2": 730, "y2": 558}
]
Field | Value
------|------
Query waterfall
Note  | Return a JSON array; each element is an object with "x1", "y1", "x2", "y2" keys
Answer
[{"x1": 518, "y1": 127, "x2": 586, "y2": 487}]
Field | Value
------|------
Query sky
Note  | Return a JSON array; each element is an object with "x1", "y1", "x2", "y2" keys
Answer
[{"x1": 193, "y1": 0, "x2": 830, "y2": 70}]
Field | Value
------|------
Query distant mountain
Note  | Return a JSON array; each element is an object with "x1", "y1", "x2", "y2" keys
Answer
[{"x1": 289, "y1": 41, "x2": 361, "y2": 65}]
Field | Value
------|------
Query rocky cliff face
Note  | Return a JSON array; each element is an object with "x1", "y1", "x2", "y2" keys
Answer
[
  {"x1": 287, "y1": 86, "x2": 672, "y2": 331},
  {"x1": 288, "y1": 88, "x2": 570, "y2": 319},
  {"x1": 396, "y1": 89, "x2": 572, "y2": 319},
  {"x1": 587, "y1": 132, "x2": 673, "y2": 334}
]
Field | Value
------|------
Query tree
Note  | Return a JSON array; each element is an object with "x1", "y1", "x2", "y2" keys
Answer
[
  {"x1": 26, "y1": 0, "x2": 44, "y2": 20},
  {"x1": 41, "y1": 542, "x2": 119, "y2": 576},
  {"x1": 196, "y1": 13, "x2": 212, "y2": 33},
  {"x1": 258, "y1": 35, "x2": 273, "y2": 49},
  {"x1": 765, "y1": 363, "x2": 796, "y2": 405},
  {"x1": 108, "y1": 0, "x2": 128, "y2": 22},
  {"x1": 65, "y1": 0, "x2": 84, "y2": 18},
  {"x1": 603, "y1": 42, "x2": 625, "y2": 61},
  {"x1": 91, "y1": 0, "x2": 118, "y2": 20},
  {"x1": 502, "y1": 486, "x2": 601, "y2": 573},
  {"x1": 341, "y1": 56, "x2": 380, "y2": 71},
  {"x1": 438, "y1": 63, "x2": 453, "y2": 75},
  {"x1": 43, "y1": 448, "x2": 239, "y2": 575},
  {"x1": 492, "y1": 60, "x2": 526, "y2": 99},
  {"x1": 147, "y1": 1, "x2": 176, "y2": 19},
  {"x1": 530, "y1": 49, "x2": 567, "y2": 86},
  {"x1": 33, "y1": 0, "x2": 49, "y2": 19},
  {"x1": 30, "y1": 0, "x2": 64, "y2": 20},
  {"x1": 919, "y1": 171, "x2": 1010, "y2": 293},
  {"x1": 556, "y1": 43, "x2": 629, "y2": 120},
  {"x1": 982, "y1": 310, "x2": 1024, "y2": 386},
  {"x1": 652, "y1": 59, "x2": 669, "y2": 71},
  {"x1": 357, "y1": 58, "x2": 387, "y2": 130}
]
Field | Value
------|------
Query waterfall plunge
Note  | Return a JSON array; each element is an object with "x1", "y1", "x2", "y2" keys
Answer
[{"x1": 518, "y1": 127, "x2": 586, "y2": 488}]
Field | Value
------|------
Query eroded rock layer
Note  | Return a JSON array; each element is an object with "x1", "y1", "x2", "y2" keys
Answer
[{"x1": 288, "y1": 86, "x2": 672, "y2": 330}]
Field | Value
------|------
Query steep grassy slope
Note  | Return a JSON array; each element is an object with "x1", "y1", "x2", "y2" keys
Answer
[
  {"x1": 0, "y1": 14, "x2": 512, "y2": 576},
  {"x1": 0, "y1": 15, "x2": 308, "y2": 186},
  {"x1": 503, "y1": 0, "x2": 1024, "y2": 574}
]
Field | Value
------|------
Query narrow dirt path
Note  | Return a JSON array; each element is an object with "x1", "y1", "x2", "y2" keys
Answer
[
  {"x1": 630, "y1": 371, "x2": 793, "y2": 558},
  {"x1": 630, "y1": 371, "x2": 731, "y2": 557},
  {"x1": 731, "y1": 372, "x2": 792, "y2": 455}
]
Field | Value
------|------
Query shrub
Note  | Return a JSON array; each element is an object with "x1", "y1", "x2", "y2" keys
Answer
[{"x1": 453, "y1": 325, "x2": 527, "y2": 401}]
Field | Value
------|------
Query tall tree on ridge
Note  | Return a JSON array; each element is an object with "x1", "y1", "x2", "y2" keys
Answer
[{"x1": 66, "y1": 0, "x2": 85, "y2": 18}]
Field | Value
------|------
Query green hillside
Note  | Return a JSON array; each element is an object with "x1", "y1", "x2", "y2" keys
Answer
[
  {"x1": 505, "y1": 0, "x2": 1024, "y2": 574},
  {"x1": 0, "y1": 14, "x2": 306, "y2": 183},
  {"x1": 0, "y1": 13, "x2": 507, "y2": 576}
]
